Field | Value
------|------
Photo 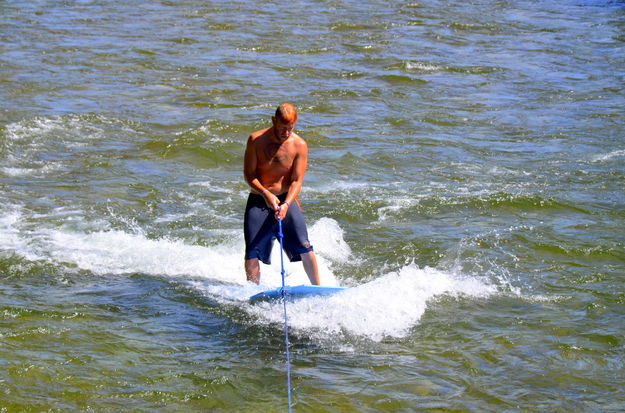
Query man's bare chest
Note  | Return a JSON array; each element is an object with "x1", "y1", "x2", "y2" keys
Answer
[{"x1": 259, "y1": 142, "x2": 294, "y2": 167}]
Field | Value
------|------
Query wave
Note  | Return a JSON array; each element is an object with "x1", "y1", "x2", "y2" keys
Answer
[
  {"x1": 385, "y1": 61, "x2": 501, "y2": 74},
  {"x1": 0, "y1": 114, "x2": 140, "y2": 177},
  {"x1": 591, "y1": 149, "x2": 625, "y2": 162},
  {"x1": 529, "y1": 240, "x2": 625, "y2": 261},
  {"x1": 0, "y1": 205, "x2": 350, "y2": 283},
  {"x1": 0, "y1": 206, "x2": 497, "y2": 342},
  {"x1": 242, "y1": 264, "x2": 495, "y2": 342},
  {"x1": 375, "y1": 191, "x2": 592, "y2": 222}
]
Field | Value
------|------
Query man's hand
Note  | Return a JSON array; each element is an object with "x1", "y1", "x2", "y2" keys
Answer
[
  {"x1": 275, "y1": 202, "x2": 289, "y2": 220},
  {"x1": 263, "y1": 191, "x2": 280, "y2": 212}
]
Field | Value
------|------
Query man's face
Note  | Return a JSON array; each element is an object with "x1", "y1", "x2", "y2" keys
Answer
[{"x1": 272, "y1": 117, "x2": 295, "y2": 142}]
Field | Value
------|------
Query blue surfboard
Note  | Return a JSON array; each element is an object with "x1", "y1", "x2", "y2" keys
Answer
[{"x1": 250, "y1": 285, "x2": 347, "y2": 302}]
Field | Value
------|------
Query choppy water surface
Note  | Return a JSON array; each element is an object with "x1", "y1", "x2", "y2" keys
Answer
[{"x1": 1, "y1": 0, "x2": 624, "y2": 411}]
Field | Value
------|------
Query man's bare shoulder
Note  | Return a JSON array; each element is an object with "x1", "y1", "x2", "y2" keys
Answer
[
  {"x1": 290, "y1": 133, "x2": 308, "y2": 151},
  {"x1": 248, "y1": 127, "x2": 271, "y2": 143}
]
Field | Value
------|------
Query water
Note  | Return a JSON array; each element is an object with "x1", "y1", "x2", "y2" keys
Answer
[{"x1": 1, "y1": 0, "x2": 624, "y2": 411}]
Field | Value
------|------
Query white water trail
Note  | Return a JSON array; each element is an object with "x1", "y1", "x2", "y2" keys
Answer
[
  {"x1": 246, "y1": 264, "x2": 495, "y2": 341},
  {"x1": 1, "y1": 210, "x2": 496, "y2": 341}
]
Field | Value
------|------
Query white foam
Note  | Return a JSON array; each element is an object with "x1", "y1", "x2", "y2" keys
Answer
[
  {"x1": 0, "y1": 209, "x2": 23, "y2": 250},
  {"x1": 2, "y1": 167, "x2": 43, "y2": 176},
  {"x1": 591, "y1": 149, "x2": 625, "y2": 162},
  {"x1": 5, "y1": 117, "x2": 59, "y2": 141},
  {"x1": 14, "y1": 214, "x2": 349, "y2": 306},
  {"x1": 1, "y1": 209, "x2": 498, "y2": 342},
  {"x1": 1, "y1": 161, "x2": 64, "y2": 177},
  {"x1": 309, "y1": 217, "x2": 351, "y2": 262},
  {"x1": 152, "y1": 212, "x2": 193, "y2": 224},
  {"x1": 188, "y1": 180, "x2": 230, "y2": 192},
  {"x1": 2, "y1": 115, "x2": 108, "y2": 177},
  {"x1": 7, "y1": 215, "x2": 348, "y2": 288},
  {"x1": 246, "y1": 264, "x2": 496, "y2": 341},
  {"x1": 376, "y1": 197, "x2": 419, "y2": 222},
  {"x1": 197, "y1": 125, "x2": 233, "y2": 144},
  {"x1": 45, "y1": 229, "x2": 246, "y2": 282},
  {"x1": 405, "y1": 61, "x2": 442, "y2": 71},
  {"x1": 308, "y1": 180, "x2": 375, "y2": 194},
  {"x1": 0, "y1": 208, "x2": 46, "y2": 262},
  {"x1": 174, "y1": 122, "x2": 234, "y2": 144}
]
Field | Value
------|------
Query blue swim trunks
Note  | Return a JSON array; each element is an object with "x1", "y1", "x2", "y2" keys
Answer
[{"x1": 244, "y1": 193, "x2": 314, "y2": 264}]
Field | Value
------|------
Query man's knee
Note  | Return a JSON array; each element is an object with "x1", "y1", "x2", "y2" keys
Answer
[
  {"x1": 300, "y1": 251, "x2": 315, "y2": 260},
  {"x1": 245, "y1": 258, "x2": 260, "y2": 284}
]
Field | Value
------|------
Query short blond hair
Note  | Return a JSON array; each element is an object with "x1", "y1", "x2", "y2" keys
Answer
[{"x1": 275, "y1": 103, "x2": 297, "y2": 123}]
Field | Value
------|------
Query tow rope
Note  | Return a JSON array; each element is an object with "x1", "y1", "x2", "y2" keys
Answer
[{"x1": 277, "y1": 218, "x2": 293, "y2": 412}]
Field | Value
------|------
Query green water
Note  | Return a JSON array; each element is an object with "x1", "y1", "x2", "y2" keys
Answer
[{"x1": 1, "y1": 0, "x2": 624, "y2": 411}]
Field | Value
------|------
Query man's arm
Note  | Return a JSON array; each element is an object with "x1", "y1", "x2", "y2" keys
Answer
[
  {"x1": 277, "y1": 139, "x2": 308, "y2": 220},
  {"x1": 243, "y1": 135, "x2": 260, "y2": 191},
  {"x1": 244, "y1": 134, "x2": 280, "y2": 211}
]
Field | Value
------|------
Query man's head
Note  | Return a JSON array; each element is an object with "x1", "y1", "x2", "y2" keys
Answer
[{"x1": 272, "y1": 103, "x2": 297, "y2": 142}]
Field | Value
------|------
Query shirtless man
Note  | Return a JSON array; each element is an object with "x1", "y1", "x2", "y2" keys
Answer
[{"x1": 243, "y1": 103, "x2": 320, "y2": 285}]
